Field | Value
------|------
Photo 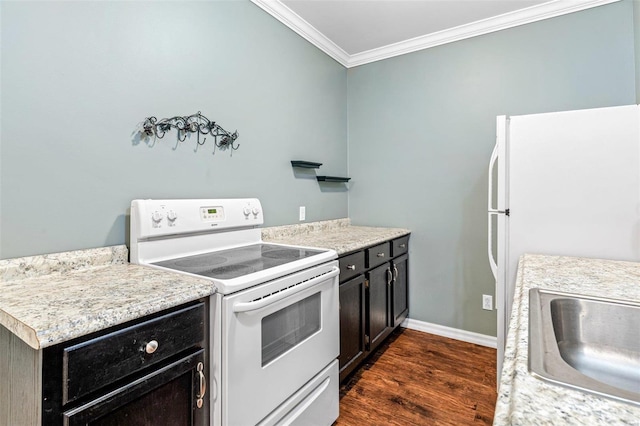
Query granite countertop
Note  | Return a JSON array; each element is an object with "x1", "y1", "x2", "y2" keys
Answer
[
  {"x1": 494, "y1": 254, "x2": 640, "y2": 425},
  {"x1": 0, "y1": 219, "x2": 409, "y2": 351},
  {"x1": 262, "y1": 218, "x2": 410, "y2": 255},
  {"x1": 0, "y1": 246, "x2": 213, "y2": 350}
]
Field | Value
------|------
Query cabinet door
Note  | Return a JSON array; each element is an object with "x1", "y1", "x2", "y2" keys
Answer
[
  {"x1": 63, "y1": 349, "x2": 207, "y2": 426},
  {"x1": 338, "y1": 275, "x2": 366, "y2": 382},
  {"x1": 367, "y1": 263, "x2": 392, "y2": 353},
  {"x1": 392, "y1": 254, "x2": 409, "y2": 327}
]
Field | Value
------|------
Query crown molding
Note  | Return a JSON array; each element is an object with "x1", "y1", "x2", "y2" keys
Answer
[
  {"x1": 348, "y1": 0, "x2": 621, "y2": 67},
  {"x1": 252, "y1": 0, "x2": 621, "y2": 69},
  {"x1": 250, "y1": 0, "x2": 350, "y2": 67}
]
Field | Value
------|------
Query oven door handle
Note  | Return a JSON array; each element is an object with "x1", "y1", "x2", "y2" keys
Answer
[{"x1": 232, "y1": 266, "x2": 339, "y2": 314}]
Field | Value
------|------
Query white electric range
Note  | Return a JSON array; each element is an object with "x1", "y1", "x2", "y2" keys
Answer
[{"x1": 130, "y1": 198, "x2": 340, "y2": 426}]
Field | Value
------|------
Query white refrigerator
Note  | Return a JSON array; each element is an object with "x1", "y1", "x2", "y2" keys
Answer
[{"x1": 487, "y1": 104, "x2": 640, "y2": 380}]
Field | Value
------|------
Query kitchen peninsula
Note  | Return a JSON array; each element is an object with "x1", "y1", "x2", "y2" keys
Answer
[{"x1": 494, "y1": 254, "x2": 640, "y2": 425}]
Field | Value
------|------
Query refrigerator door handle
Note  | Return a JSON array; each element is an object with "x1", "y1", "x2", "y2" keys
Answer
[
  {"x1": 488, "y1": 211, "x2": 498, "y2": 279},
  {"x1": 488, "y1": 142, "x2": 499, "y2": 279},
  {"x1": 488, "y1": 142, "x2": 498, "y2": 213}
]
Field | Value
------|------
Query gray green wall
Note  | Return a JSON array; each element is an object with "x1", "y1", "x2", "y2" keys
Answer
[
  {"x1": 346, "y1": 0, "x2": 637, "y2": 336},
  {"x1": 0, "y1": 0, "x2": 348, "y2": 259},
  {"x1": 635, "y1": 0, "x2": 640, "y2": 101}
]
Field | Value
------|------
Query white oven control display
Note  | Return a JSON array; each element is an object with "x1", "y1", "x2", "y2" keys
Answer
[{"x1": 200, "y1": 206, "x2": 225, "y2": 222}]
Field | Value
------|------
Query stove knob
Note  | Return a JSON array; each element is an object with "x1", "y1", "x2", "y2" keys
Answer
[
  {"x1": 167, "y1": 210, "x2": 178, "y2": 222},
  {"x1": 151, "y1": 211, "x2": 163, "y2": 223},
  {"x1": 243, "y1": 207, "x2": 251, "y2": 216},
  {"x1": 252, "y1": 207, "x2": 260, "y2": 216}
]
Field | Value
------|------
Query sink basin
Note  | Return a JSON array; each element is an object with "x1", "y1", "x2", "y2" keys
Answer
[{"x1": 529, "y1": 288, "x2": 640, "y2": 406}]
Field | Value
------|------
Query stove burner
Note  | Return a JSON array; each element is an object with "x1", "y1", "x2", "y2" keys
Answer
[{"x1": 174, "y1": 256, "x2": 227, "y2": 268}]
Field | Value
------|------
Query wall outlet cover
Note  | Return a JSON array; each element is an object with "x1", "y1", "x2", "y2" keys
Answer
[
  {"x1": 482, "y1": 294, "x2": 493, "y2": 311},
  {"x1": 299, "y1": 206, "x2": 306, "y2": 221}
]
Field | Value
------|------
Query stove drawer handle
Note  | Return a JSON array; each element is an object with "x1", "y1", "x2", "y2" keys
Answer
[{"x1": 232, "y1": 266, "x2": 339, "y2": 314}]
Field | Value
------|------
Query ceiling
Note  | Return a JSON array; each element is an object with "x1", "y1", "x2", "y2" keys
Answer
[
  {"x1": 251, "y1": 0, "x2": 619, "y2": 67},
  {"x1": 281, "y1": 0, "x2": 548, "y2": 55}
]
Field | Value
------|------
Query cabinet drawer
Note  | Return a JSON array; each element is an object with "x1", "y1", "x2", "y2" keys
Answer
[
  {"x1": 339, "y1": 251, "x2": 365, "y2": 282},
  {"x1": 392, "y1": 236, "x2": 409, "y2": 257},
  {"x1": 366, "y1": 242, "x2": 391, "y2": 269},
  {"x1": 62, "y1": 302, "x2": 205, "y2": 404}
]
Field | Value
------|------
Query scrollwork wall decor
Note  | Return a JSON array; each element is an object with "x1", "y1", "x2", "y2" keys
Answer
[{"x1": 142, "y1": 112, "x2": 239, "y2": 154}]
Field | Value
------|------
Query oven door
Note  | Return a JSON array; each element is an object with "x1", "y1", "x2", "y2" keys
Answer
[{"x1": 221, "y1": 261, "x2": 339, "y2": 426}]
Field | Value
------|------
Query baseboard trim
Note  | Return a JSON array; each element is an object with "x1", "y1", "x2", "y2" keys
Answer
[{"x1": 401, "y1": 318, "x2": 497, "y2": 349}]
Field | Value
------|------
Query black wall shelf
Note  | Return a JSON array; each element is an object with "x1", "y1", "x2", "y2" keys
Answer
[
  {"x1": 291, "y1": 160, "x2": 322, "y2": 169},
  {"x1": 316, "y1": 176, "x2": 351, "y2": 183},
  {"x1": 291, "y1": 160, "x2": 350, "y2": 183}
]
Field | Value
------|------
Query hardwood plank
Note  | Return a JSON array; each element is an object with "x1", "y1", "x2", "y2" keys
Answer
[{"x1": 337, "y1": 328, "x2": 497, "y2": 425}]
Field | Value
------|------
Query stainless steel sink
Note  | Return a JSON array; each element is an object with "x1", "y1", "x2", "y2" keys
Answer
[{"x1": 529, "y1": 288, "x2": 640, "y2": 406}]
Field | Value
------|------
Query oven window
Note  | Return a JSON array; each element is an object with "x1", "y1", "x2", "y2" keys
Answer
[{"x1": 261, "y1": 293, "x2": 321, "y2": 366}]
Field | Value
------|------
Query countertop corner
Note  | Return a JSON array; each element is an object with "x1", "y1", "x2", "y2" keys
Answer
[
  {"x1": 494, "y1": 254, "x2": 640, "y2": 425},
  {"x1": 0, "y1": 245, "x2": 214, "y2": 350}
]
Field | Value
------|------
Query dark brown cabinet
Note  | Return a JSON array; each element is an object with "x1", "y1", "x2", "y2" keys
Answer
[
  {"x1": 366, "y1": 263, "x2": 393, "y2": 353},
  {"x1": 338, "y1": 274, "x2": 366, "y2": 379},
  {"x1": 338, "y1": 235, "x2": 410, "y2": 382},
  {"x1": 62, "y1": 350, "x2": 205, "y2": 426},
  {"x1": 392, "y1": 254, "x2": 409, "y2": 327},
  {"x1": 41, "y1": 300, "x2": 209, "y2": 426}
]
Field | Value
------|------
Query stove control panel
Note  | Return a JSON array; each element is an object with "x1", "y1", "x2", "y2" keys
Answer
[{"x1": 131, "y1": 198, "x2": 264, "y2": 241}]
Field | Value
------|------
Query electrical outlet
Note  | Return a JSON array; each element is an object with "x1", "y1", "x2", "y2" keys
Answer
[
  {"x1": 482, "y1": 294, "x2": 493, "y2": 311},
  {"x1": 299, "y1": 206, "x2": 306, "y2": 221}
]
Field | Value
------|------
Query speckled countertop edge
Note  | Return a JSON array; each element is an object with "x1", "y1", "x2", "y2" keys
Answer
[
  {"x1": 0, "y1": 246, "x2": 214, "y2": 349},
  {"x1": 493, "y1": 254, "x2": 640, "y2": 425},
  {"x1": 262, "y1": 218, "x2": 411, "y2": 254}
]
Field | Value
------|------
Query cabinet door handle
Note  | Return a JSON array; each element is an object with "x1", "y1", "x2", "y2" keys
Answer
[
  {"x1": 387, "y1": 268, "x2": 392, "y2": 286},
  {"x1": 399, "y1": 243, "x2": 406, "y2": 249},
  {"x1": 393, "y1": 265, "x2": 399, "y2": 281},
  {"x1": 377, "y1": 252, "x2": 385, "y2": 258},
  {"x1": 196, "y1": 362, "x2": 206, "y2": 409},
  {"x1": 346, "y1": 264, "x2": 356, "y2": 270},
  {"x1": 145, "y1": 340, "x2": 158, "y2": 354}
]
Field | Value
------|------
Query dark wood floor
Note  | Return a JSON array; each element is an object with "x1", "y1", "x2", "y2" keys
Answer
[{"x1": 336, "y1": 328, "x2": 497, "y2": 425}]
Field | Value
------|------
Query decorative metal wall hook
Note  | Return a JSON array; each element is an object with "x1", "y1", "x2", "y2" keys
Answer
[{"x1": 142, "y1": 112, "x2": 239, "y2": 153}]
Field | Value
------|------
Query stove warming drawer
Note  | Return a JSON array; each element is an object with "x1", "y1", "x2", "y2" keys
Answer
[{"x1": 256, "y1": 360, "x2": 339, "y2": 426}]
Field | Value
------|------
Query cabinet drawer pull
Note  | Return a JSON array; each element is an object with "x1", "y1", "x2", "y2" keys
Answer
[
  {"x1": 376, "y1": 252, "x2": 385, "y2": 258},
  {"x1": 196, "y1": 362, "x2": 206, "y2": 409},
  {"x1": 387, "y1": 268, "x2": 393, "y2": 286},
  {"x1": 393, "y1": 265, "x2": 399, "y2": 281},
  {"x1": 145, "y1": 340, "x2": 158, "y2": 354},
  {"x1": 399, "y1": 243, "x2": 406, "y2": 249},
  {"x1": 346, "y1": 264, "x2": 356, "y2": 270}
]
